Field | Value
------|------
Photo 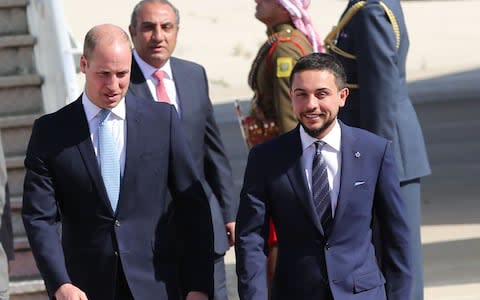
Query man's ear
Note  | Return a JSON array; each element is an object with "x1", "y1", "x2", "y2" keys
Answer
[
  {"x1": 80, "y1": 55, "x2": 88, "y2": 74},
  {"x1": 128, "y1": 25, "x2": 135, "y2": 38},
  {"x1": 339, "y1": 87, "x2": 349, "y2": 107}
]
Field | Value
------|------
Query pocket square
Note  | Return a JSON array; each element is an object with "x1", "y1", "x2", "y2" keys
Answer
[{"x1": 354, "y1": 181, "x2": 366, "y2": 187}]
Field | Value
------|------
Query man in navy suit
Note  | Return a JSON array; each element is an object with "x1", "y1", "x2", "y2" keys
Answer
[
  {"x1": 127, "y1": 1, "x2": 236, "y2": 299},
  {"x1": 235, "y1": 53, "x2": 412, "y2": 300},
  {"x1": 324, "y1": 1, "x2": 431, "y2": 298},
  {"x1": 22, "y1": 24, "x2": 213, "y2": 300}
]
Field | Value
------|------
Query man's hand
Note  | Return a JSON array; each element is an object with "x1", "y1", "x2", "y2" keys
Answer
[
  {"x1": 54, "y1": 283, "x2": 88, "y2": 300},
  {"x1": 225, "y1": 222, "x2": 236, "y2": 247},
  {"x1": 186, "y1": 291, "x2": 208, "y2": 300}
]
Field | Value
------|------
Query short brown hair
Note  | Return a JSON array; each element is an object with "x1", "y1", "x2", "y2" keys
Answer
[{"x1": 289, "y1": 53, "x2": 347, "y2": 90}]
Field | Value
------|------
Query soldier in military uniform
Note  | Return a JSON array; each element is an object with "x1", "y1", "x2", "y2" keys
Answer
[
  {"x1": 324, "y1": 1, "x2": 431, "y2": 299},
  {"x1": 246, "y1": 0, "x2": 323, "y2": 296},
  {"x1": 248, "y1": 0, "x2": 322, "y2": 139}
]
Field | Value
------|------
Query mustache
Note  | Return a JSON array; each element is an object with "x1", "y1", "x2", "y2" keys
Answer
[{"x1": 301, "y1": 109, "x2": 326, "y2": 116}]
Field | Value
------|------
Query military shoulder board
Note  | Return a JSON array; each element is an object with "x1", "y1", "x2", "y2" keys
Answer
[{"x1": 324, "y1": 1, "x2": 401, "y2": 60}]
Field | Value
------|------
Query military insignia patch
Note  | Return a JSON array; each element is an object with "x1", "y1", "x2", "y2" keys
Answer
[{"x1": 276, "y1": 57, "x2": 293, "y2": 78}]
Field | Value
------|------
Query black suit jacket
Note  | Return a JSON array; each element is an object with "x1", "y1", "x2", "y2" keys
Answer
[
  {"x1": 22, "y1": 96, "x2": 214, "y2": 299},
  {"x1": 129, "y1": 56, "x2": 236, "y2": 255}
]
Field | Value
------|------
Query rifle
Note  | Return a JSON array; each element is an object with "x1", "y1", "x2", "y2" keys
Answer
[{"x1": 234, "y1": 99, "x2": 250, "y2": 151}]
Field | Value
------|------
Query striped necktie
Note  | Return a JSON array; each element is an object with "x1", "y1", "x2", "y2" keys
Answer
[{"x1": 312, "y1": 141, "x2": 333, "y2": 235}]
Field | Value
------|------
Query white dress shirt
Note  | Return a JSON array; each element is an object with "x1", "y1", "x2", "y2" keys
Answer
[
  {"x1": 82, "y1": 93, "x2": 126, "y2": 176},
  {"x1": 133, "y1": 50, "x2": 180, "y2": 116},
  {"x1": 300, "y1": 120, "x2": 342, "y2": 217}
]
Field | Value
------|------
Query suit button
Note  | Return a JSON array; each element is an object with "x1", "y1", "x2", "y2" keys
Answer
[
  {"x1": 115, "y1": 220, "x2": 121, "y2": 227},
  {"x1": 325, "y1": 243, "x2": 330, "y2": 250}
]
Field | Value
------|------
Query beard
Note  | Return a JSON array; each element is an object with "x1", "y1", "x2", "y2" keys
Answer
[{"x1": 300, "y1": 116, "x2": 336, "y2": 139}]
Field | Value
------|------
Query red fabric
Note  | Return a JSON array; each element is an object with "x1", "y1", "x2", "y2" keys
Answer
[
  {"x1": 153, "y1": 70, "x2": 170, "y2": 103},
  {"x1": 268, "y1": 218, "x2": 278, "y2": 246}
]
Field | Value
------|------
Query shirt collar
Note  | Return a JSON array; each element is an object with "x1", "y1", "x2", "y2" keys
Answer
[
  {"x1": 81, "y1": 92, "x2": 126, "y2": 121},
  {"x1": 133, "y1": 49, "x2": 173, "y2": 80},
  {"x1": 300, "y1": 119, "x2": 342, "y2": 152}
]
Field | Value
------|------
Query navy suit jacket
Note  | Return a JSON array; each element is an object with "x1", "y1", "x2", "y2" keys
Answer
[
  {"x1": 235, "y1": 122, "x2": 412, "y2": 300},
  {"x1": 332, "y1": 0, "x2": 430, "y2": 182},
  {"x1": 129, "y1": 56, "x2": 236, "y2": 255},
  {"x1": 22, "y1": 96, "x2": 214, "y2": 299}
]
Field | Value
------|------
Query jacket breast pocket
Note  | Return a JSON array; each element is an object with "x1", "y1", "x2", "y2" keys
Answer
[
  {"x1": 353, "y1": 269, "x2": 386, "y2": 293},
  {"x1": 353, "y1": 180, "x2": 369, "y2": 190}
]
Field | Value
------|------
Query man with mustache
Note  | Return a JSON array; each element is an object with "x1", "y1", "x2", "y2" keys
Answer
[{"x1": 127, "y1": 1, "x2": 236, "y2": 299}]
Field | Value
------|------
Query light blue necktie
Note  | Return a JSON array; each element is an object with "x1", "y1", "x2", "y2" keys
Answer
[{"x1": 98, "y1": 109, "x2": 120, "y2": 211}]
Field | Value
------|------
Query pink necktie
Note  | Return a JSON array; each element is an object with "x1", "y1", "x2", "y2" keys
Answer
[{"x1": 153, "y1": 70, "x2": 170, "y2": 103}]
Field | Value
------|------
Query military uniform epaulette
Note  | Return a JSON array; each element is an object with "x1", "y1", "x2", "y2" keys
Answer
[
  {"x1": 324, "y1": 0, "x2": 400, "y2": 60},
  {"x1": 267, "y1": 27, "x2": 310, "y2": 58}
]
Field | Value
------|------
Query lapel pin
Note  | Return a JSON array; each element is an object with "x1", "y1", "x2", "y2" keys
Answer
[{"x1": 354, "y1": 151, "x2": 361, "y2": 158}]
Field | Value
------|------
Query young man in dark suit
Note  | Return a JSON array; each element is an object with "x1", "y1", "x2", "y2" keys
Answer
[
  {"x1": 127, "y1": 1, "x2": 237, "y2": 299},
  {"x1": 236, "y1": 53, "x2": 412, "y2": 300},
  {"x1": 22, "y1": 24, "x2": 213, "y2": 300}
]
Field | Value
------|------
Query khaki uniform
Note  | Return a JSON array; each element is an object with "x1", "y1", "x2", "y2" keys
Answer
[{"x1": 248, "y1": 23, "x2": 313, "y2": 134}]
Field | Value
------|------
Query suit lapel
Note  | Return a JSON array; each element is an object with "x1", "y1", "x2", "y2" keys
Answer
[
  {"x1": 285, "y1": 128, "x2": 324, "y2": 234},
  {"x1": 117, "y1": 97, "x2": 141, "y2": 213},
  {"x1": 129, "y1": 56, "x2": 154, "y2": 100},
  {"x1": 73, "y1": 98, "x2": 114, "y2": 214},
  {"x1": 170, "y1": 58, "x2": 191, "y2": 122},
  {"x1": 332, "y1": 122, "x2": 360, "y2": 229}
]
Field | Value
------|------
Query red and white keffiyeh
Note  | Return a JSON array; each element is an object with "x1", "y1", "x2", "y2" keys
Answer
[{"x1": 277, "y1": 0, "x2": 324, "y2": 52}]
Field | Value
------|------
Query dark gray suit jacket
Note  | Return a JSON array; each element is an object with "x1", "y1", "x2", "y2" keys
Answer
[{"x1": 129, "y1": 56, "x2": 237, "y2": 255}]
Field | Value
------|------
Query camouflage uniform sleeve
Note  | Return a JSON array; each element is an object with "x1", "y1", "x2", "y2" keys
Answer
[{"x1": 270, "y1": 41, "x2": 306, "y2": 133}]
